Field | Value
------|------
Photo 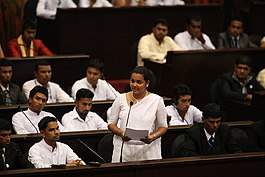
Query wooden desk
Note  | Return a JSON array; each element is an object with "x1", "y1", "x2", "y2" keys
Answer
[
  {"x1": 1, "y1": 152, "x2": 264, "y2": 177},
  {"x1": 6, "y1": 55, "x2": 90, "y2": 92},
  {"x1": 145, "y1": 48, "x2": 265, "y2": 116},
  {"x1": 37, "y1": 4, "x2": 222, "y2": 79},
  {"x1": 11, "y1": 120, "x2": 253, "y2": 162}
]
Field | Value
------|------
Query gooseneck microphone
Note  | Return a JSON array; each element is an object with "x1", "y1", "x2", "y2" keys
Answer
[
  {"x1": 17, "y1": 106, "x2": 39, "y2": 133},
  {"x1": 120, "y1": 101, "x2": 133, "y2": 162},
  {"x1": 101, "y1": 75, "x2": 118, "y2": 99},
  {"x1": 77, "y1": 139, "x2": 106, "y2": 163}
]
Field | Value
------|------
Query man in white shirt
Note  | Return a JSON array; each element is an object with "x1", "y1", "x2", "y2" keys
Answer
[
  {"x1": 12, "y1": 86, "x2": 65, "y2": 134},
  {"x1": 166, "y1": 84, "x2": 202, "y2": 126},
  {"x1": 174, "y1": 15, "x2": 215, "y2": 50},
  {"x1": 79, "y1": 0, "x2": 113, "y2": 7},
  {"x1": 36, "y1": 0, "x2": 77, "y2": 20},
  {"x1": 71, "y1": 58, "x2": 119, "y2": 100},
  {"x1": 28, "y1": 116, "x2": 85, "y2": 168},
  {"x1": 22, "y1": 60, "x2": 74, "y2": 103},
  {"x1": 62, "y1": 88, "x2": 107, "y2": 131},
  {"x1": 137, "y1": 18, "x2": 182, "y2": 66}
]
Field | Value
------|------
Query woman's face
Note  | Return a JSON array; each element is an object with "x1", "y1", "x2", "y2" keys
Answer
[{"x1": 130, "y1": 73, "x2": 149, "y2": 96}]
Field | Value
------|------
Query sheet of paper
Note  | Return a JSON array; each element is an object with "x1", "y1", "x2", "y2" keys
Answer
[{"x1": 125, "y1": 128, "x2": 148, "y2": 140}]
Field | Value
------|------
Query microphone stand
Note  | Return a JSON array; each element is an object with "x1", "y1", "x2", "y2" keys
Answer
[
  {"x1": 120, "y1": 101, "x2": 133, "y2": 162},
  {"x1": 77, "y1": 139, "x2": 106, "y2": 163},
  {"x1": 17, "y1": 106, "x2": 39, "y2": 133}
]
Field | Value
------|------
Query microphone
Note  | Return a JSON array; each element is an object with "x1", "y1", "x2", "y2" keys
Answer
[
  {"x1": 17, "y1": 106, "x2": 39, "y2": 133},
  {"x1": 120, "y1": 101, "x2": 133, "y2": 162},
  {"x1": 77, "y1": 139, "x2": 106, "y2": 163},
  {"x1": 101, "y1": 75, "x2": 118, "y2": 99}
]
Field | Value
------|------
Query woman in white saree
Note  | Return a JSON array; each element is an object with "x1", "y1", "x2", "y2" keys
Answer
[{"x1": 108, "y1": 66, "x2": 168, "y2": 162}]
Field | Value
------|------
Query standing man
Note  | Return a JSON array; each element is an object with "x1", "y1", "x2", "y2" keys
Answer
[
  {"x1": 62, "y1": 88, "x2": 108, "y2": 131},
  {"x1": 71, "y1": 58, "x2": 119, "y2": 100},
  {"x1": 180, "y1": 103, "x2": 242, "y2": 157},
  {"x1": 28, "y1": 116, "x2": 85, "y2": 168},
  {"x1": 7, "y1": 19, "x2": 53, "y2": 57},
  {"x1": 0, "y1": 119, "x2": 34, "y2": 170},
  {"x1": 174, "y1": 15, "x2": 215, "y2": 50},
  {"x1": 12, "y1": 86, "x2": 65, "y2": 134},
  {"x1": 137, "y1": 18, "x2": 182, "y2": 66},
  {"x1": 216, "y1": 16, "x2": 258, "y2": 49},
  {"x1": 22, "y1": 60, "x2": 73, "y2": 103},
  {"x1": 0, "y1": 59, "x2": 27, "y2": 106}
]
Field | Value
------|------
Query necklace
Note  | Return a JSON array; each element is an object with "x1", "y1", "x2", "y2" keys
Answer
[{"x1": 131, "y1": 91, "x2": 148, "y2": 102}]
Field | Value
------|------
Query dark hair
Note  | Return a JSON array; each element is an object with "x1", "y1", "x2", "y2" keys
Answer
[
  {"x1": 153, "y1": 18, "x2": 170, "y2": 28},
  {"x1": 29, "y1": 85, "x2": 48, "y2": 101},
  {"x1": 22, "y1": 19, "x2": 37, "y2": 32},
  {"x1": 187, "y1": 15, "x2": 202, "y2": 25},
  {"x1": 202, "y1": 103, "x2": 221, "y2": 119},
  {"x1": 172, "y1": 84, "x2": 192, "y2": 104},
  {"x1": 130, "y1": 66, "x2": 156, "y2": 89},
  {"x1": 87, "y1": 58, "x2": 104, "y2": 73},
  {"x1": 230, "y1": 16, "x2": 243, "y2": 24},
  {"x1": 235, "y1": 55, "x2": 252, "y2": 67},
  {"x1": 76, "y1": 88, "x2": 94, "y2": 101},
  {"x1": 38, "y1": 116, "x2": 57, "y2": 131},
  {"x1": 0, "y1": 59, "x2": 12, "y2": 68},
  {"x1": 0, "y1": 119, "x2": 11, "y2": 131},
  {"x1": 34, "y1": 60, "x2": 51, "y2": 72}
]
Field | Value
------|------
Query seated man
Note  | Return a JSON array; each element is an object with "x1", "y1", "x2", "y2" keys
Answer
[
  {"x1": 62, "y1": 88, "x2": 108, "y2": 131},
  {"x1": 180, "y1": 103, "x2": 242, "y2": 156},
  {"x1": 215, "y1": 16, "x2": 258, "y2": 49},
  {"x1": 247, "y1": 119, "x2": 265, "y2": 152},
  {"x1": 7, "y1": 19, "x2": 53, "y2": 57},
  {"x1": 22, "y1": 60, "x2": 73, "y2": 103},
  {"x1": 166, "y1": 84, "x2": 202, "y2": 126},
  {"x1": 220, "y1": 55, "x2": 264, "y2": 119},
  {"x1": 71, "y1": 58, "x2": 119, "y2": 100},
  {"x1": 0, "y1": 59, "x2": 27, "y2": 106},
  {"x1": 174, "y1": 15, "x2": 215, "y2": 50},
  {"x1": 137, "y1": 18, "x2": 182, "y2": 66},
  {"x1": 28, "y1": 116, "x2": 85, "y2": 168},
  {"x1": 12, "y1": 86, "x2": 65, "y2": 134},
  {"x1": 36, "y1": 0, "x2": 77, "y2": 20},
  {"x1": 0, "y1": 119, "x2": 34, "y2": 170}
]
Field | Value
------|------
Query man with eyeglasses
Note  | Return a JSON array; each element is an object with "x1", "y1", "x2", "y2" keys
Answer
[
  {"x1": 216, "y1": 16, "x2": 258, "y2": 49},
  {"x1": 219, "y1": 55, "x2": 264, "y2": 120},
  {"x1": 179, "y1": 103, "x2": 242, "y2": 157},
  {"x1": 221, "y1": 55, "x2": 264, "y2": 103},
  {"x1": 0, "y1": 119, "x2": 34, "y2": 170}
]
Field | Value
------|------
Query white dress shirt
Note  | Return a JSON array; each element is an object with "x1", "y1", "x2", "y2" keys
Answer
[
  {"x1": 28, "y1": 139, "x2": 82, "y2": 168},
  {"x1": 62, "y1": 108, "x2": 108, "y2": 131},
  {"x1": 22, "y1": 79, "x2": 74, "y2": 103},
  {"x1": 71, "y1": 78, "x2": 119, "y2": 100},
  {"x1": 174, "y1": 31, "x2": 215, "y2": 50},
  {"x1": 79, "y1": 0, "x2": 113, "y2": 7},
  {"x1": 12, "y1": 108, "x2": 65, "y2": 134},
  {"x1": 166, "y1": 105, "x2": 202, "y2": 126},
  {"x1": 36, "y1": 0, "x2": 77, "y2": 19},
  {"x1": 137, "y1": 33, "x2": 182, "y2": 66},
  {"x1": 145, "y1": 0, "x2": 185, "y2": 6}
]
